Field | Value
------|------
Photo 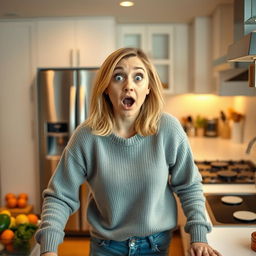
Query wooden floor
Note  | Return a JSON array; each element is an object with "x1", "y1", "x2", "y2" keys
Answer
[{"x1": 58, "y1": 229, "x2": 184, "y2": 256}]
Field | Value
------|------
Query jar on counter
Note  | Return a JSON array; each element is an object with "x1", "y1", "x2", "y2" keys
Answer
[{"x1": 205, "y1": 118, "x2": 218, "y2": 137}]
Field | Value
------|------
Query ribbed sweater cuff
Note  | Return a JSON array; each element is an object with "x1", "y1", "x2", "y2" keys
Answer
[
  {"x1": 189, "y1": 225, "x2": 208, "y2": 244},
  {"x1": 39, "y1": 230, "x2": 64, "y2": 254}
]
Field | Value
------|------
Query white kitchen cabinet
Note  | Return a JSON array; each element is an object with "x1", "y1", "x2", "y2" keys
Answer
[
  {"x1": 36, "y1": 19, "x2": 75, "y2": 67},
  {"x1": 211, "y1": 4, "x2": 234, "y2": 92},
  {"x1": 189, "y1": 17, "x2": 213, "y2": 94},
  {"x1": 172, "y1": 24, "x2": 190, "y2": 94},
  {"x1": 0, "y1": 21, "x2": 39, "y2": 210},
  {"x1": 212, "y1": 4, "x2": 233, "y2": 62},
  {"x1": 36, "y1": 17, "x2": 116, "y2": 68},
  {"x1": 75, "y1": 18, "x2": 116, "y2": 67},
  {"x1": 117, "y1": 24, "x2": 175, "y2": 93}
]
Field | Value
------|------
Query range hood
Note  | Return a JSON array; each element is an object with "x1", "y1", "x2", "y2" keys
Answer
[
  {"x1": 228, "y1": 32, "x2": 256, "y2": 62},
  {"x1": 219, "y1": 67, "x2": 256, "y2": 95},
  {"x1": 227, "y1": 0, "x2": 256, "y2": 62},
  {"x1": 226, "y1": 0, "x2": 256, "y2": 88}
]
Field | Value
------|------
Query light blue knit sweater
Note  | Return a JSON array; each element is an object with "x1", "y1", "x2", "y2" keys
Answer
[{"x1": 35, "y1": 113, "x2": 211, "y2": 253}]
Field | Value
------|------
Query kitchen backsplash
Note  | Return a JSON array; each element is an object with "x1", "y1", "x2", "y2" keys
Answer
[
  {"x1": 233, "y1": 96, "x2": 256, "y2": 143},
  {"x1": 163, "y1": 94, "x2": 256, "y2": 144}
]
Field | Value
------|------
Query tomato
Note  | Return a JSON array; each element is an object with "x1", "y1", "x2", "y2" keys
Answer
[{"x1": 0, "y1": 214, "x2": 11, "y2": 233}]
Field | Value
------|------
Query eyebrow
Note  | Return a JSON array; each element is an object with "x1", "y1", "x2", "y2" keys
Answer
[{"x1": 114, "y1": 66, "x2": 145, "y2": 72}]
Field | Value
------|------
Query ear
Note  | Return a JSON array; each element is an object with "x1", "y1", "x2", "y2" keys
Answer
[{"x1": 146, "y1": 87, "x2": 150, "y2": 95}]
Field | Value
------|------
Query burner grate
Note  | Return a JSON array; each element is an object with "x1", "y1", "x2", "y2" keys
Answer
[{"x1": 195, "y1": 160, "x2": 256, "y2": 184}]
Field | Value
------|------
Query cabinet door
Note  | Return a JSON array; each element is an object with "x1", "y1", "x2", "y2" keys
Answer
[
  {"x1": 116, "y1": 25, "x2": 147, "y2": 50},
  {"x1": 190, "y1": 17, "x2": 213, "y2": 94},
  {"x1": 76, "y1": 17, "x2": 116, "y2": 67},
  {"x1": 0, "y1": 22, "x2": 38, "y2": 209},
  {"x1": 212, "y1": 4, "x2": 233, "y2": 60},
  {"x1": 147, "y1": 25, "x2": 174, "y2": 93},
  {"x1": 36, "y1": 19, "x2": 75, "y2": 67},
  {"x1": 172, "y1": 24, "x2": 190, "y2": 94}
]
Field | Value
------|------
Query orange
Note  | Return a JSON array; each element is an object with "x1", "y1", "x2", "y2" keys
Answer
[
  {"x1": 6, "y1": 197, "x2": 17, "y2": 208},
  {"x1": 0, "y1": 229, "x2": 14, "y2": 245},
  {"x1": 5, "y1": 193, "x2": 16, "y2": 201},
  {"x1": 17, "y1": 198, "x2": 27, "y2": 208},
  {"x1": 18, "y1": 193, "x2": 28, "y2": 201},
  {"x1": 27, "y1": 214, "x2": 39, "y2": 225}
]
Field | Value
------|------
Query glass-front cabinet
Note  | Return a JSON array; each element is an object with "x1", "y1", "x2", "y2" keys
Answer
[{"x1": 117, "y1": 25, "x2": 174, "y2": 93}]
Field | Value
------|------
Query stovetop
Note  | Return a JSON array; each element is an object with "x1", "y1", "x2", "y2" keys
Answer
[
  {"x1": 205, "y1": 193, "x2": 256, "y2": 226},
  {"x1": 195, "y1": 160, "x2": 256, "y2": 184}
]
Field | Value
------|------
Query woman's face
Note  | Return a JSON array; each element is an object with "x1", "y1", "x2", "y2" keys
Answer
[{"x1": 105, "y1": 56, "x2": 150, "y2": 120}]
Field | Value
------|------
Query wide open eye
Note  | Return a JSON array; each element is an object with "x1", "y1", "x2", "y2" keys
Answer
[
  {"x1": 114, "y1": 74, "x2": 124, "y2": 82},
  {"x1": 134, "y1": 73, "x2": 143, "y2": 81}
]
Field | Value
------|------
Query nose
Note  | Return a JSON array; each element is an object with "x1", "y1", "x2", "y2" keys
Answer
[{"x1": 123, "y1": 76, "x2": 134, "y2": 92}]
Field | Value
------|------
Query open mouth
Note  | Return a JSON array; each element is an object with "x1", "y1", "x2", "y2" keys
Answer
[{"x1": 122, "y1": 96, "x2": 135, "y2": 108}]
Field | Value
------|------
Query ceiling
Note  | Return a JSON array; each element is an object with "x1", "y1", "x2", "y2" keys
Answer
[{"x1": 0, "y1": 0, "x2": 233, "y2": 23}]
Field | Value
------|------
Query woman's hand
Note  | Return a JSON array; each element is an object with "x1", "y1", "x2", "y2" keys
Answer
[{"x1": 188, "y1": 242, "x2": 223, "y2": 256}]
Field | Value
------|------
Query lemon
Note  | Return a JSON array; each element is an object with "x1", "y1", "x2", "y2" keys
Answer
[
  {"x1": 9, "y1": 217, "x2": 16, "y2": 228},
  {"x1": 0, "y1": 210, "x2": 11, "y2": 217},
  {"x1": 15, "y1": 214, "x2": 29, "y2": 225}
]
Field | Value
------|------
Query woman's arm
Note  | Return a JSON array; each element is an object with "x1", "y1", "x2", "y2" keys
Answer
[{"x1": 35, "y1": 148, "x2": 87, "y2": 254}]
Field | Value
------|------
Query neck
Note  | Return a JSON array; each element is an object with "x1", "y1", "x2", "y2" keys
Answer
[{"x1": 113, "y1": 116, "x2": 137, "y2": 138}]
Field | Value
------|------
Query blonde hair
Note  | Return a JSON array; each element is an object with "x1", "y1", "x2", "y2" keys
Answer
[{"x1": 85, "y1": 48, "x2": 164, "y2": 136}]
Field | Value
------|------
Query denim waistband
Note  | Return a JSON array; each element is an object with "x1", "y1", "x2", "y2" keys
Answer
[{"x1": 92, "y1": 230, "x2": 171, "y2": 245}]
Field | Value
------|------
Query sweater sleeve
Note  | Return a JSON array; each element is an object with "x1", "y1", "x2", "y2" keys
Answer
[
  {"x1": 35, "y1": 148, "x2": 87, "y2": 253},
  {"x1": 169, "y1": 138, "x2": 212, "y2": 243}
]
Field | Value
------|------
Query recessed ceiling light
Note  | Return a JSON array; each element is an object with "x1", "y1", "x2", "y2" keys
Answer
[{"x1": 120, "y1": 1, "x2": 135, "y2": 7}]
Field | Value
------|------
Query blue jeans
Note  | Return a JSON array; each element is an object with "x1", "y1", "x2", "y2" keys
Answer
[{"x1": 89, "y1": 230, "x2": 172, "y2": 256}]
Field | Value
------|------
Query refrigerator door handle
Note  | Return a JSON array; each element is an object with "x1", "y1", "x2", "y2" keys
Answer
[
  {"x1": 77, "y1": 49, "x2": 80, "y2": 67},
  {"x1": 78, "y1": 85, "x2": 86, "y2": 125},
  {"x1": 69, "y1": 85, "x2": 77, "y2": 135}
]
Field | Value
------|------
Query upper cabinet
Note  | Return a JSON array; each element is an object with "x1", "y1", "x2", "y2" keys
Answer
[
  {"x1": 36, "y1": 17, "x2": 116, "y2": 68},
  {"x1": 117, "y1": 24, "x2": 173, "y2": 93},
  {"x1": 212, "y1": 4, "x2": 233, "y2": 63},
  {"x1": 117, "y1": 24, "x2": 190, "y2": 94},
  {"x1": 189, "y1": 17, "x2": 214, "y2": 94}
]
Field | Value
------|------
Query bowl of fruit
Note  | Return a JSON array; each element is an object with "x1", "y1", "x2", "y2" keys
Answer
[{"x1": 0, "y1": 193, "x2": 39, "y2": 254}]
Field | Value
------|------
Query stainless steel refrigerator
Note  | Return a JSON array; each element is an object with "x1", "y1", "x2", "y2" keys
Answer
[{"x1": 37, "y1": 68, "x2": 98, "y2": 234}]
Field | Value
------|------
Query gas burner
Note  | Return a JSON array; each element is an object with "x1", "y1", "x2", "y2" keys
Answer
[
  {"x1": 211, "y1": 161, "x2": 229, "y2": 168},
  {"x1": 218, "y1": 170, "x2": 237, "y2": 182},
  {"x1": 230, "y1": 164, "x2": 251, "y2": 172},
  {"x1": 196, "y1": 164, "x2": 212, "y2": 171}
]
